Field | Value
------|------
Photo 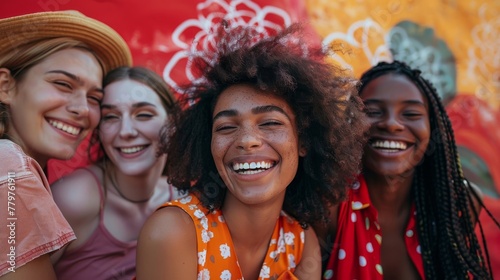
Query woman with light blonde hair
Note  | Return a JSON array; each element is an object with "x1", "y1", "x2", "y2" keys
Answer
[{"x1": 0, "y1": 11, "x2": 131, "y2": 279}]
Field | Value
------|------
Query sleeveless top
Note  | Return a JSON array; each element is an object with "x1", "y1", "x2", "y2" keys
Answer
[
  {"x1": 0, "y1": 140, "x2": 75, "y2": 276},
  {"x1": 54, "y1": 168, "x2": 137, "y2": 280},
  {"x1": 161, "y1": 194, "x2": 305, "y2": 280},
  {"x1": 323, "y1": 174, "x2": 424, "y2": 280}
]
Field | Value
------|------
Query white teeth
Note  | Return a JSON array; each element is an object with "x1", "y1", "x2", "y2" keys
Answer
[
  {"x1": 120, "y1": 146, "x2": 145, "y2": 154},
  {"x1": 49, "y1": 120, "x2": 81, "y2": 136},
  {"x1": 371, "y1": 140, "x2": 407, "y2": 150},
  {"x1": 232, "y1": 161, "x2": 273, "y2": 172}
]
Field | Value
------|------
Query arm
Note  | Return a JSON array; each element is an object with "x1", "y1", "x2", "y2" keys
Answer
[
  {"x1": 136, "y1": 207, "x2": 198, "y2": 279},
  {"x1": 0, "y1": 255, "x2": 56, "y2": 280},
  {"x1": 294, "y1": 227, "x2": 322, "y2": 279},
  {"x1": 50, "y1": 168, "x2": 101, "y2": 263}
]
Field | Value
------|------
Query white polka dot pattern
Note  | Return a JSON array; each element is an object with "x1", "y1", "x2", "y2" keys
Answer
[{"x1": 322, "y1": 176, "x2": 425, "y2": 280}]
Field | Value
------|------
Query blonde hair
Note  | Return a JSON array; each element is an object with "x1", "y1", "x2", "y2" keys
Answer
[{"x1": 0, "y1": 37, "x2": 105, "y2": 138}]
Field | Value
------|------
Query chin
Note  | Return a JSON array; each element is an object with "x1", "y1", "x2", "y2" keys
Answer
[
  {"x1": 49, "y1": 148, "x2": 77, "y2": 160},
  {"x1": 117, "y1": 165, "x2": 153, "y2": 176}
]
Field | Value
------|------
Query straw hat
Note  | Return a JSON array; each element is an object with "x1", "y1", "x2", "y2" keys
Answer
[{"x1": 0, "y1": 10, "x2": 132, "y2": 74}]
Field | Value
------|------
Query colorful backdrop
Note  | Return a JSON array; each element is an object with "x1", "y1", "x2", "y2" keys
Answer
[{"x1": 2, "y1": 0, "x2": 498, "y2": 276}]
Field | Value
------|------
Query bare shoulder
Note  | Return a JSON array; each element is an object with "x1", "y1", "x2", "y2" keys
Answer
[
  {"x1": 50, "y1": 166, "x2": 102, "y2": 231},
  {"x1": 295, "y1": 226, "x2": 321, "y2": 279},
  {"x1": 136, "y1": 207, "x2": 198, "y2": 279},
  {"x1": 139, "y1": 206, "x2": 195, "y2": 242}
]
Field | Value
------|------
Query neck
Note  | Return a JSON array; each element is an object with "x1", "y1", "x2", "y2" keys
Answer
[
  {"x1": 222, "y1": 193, "x2": 284, "y2": 250},
  {"x1": 106, "y1": 158, "x2": 165, "y2": 204},
  {"x1": 363, "y1": 169, "x2": 414, "y2": 214},
  {"x1": 8, "y1": 137, "x2": 48, "y2": 168}
]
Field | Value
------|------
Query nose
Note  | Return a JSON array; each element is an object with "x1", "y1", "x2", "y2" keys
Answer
[
  {"x1": 237, "y1": 125, "x2": 262, "y2": 151},
  {"x1": 377, "y1": 112, "x2": 404, "y2": 132},
  {"x1": 119, "y1": 116, "x2": 138, "y2": 138},
  {"x1": 67, "y1": 93, "x2": 90, "y2": 117}
]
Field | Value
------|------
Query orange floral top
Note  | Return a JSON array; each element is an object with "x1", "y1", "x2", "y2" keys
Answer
[{"x1": 160, "y1": 195, "x2": 305, "y2": 280}]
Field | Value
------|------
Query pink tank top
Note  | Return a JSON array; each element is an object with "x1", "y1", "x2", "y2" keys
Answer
[{"x1": 54, "y1": 168, "x2": 136, "y2": 280}]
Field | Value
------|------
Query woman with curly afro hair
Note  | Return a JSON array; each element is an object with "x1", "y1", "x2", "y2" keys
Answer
[{"x1": 136, "y1": 23, "x2": 367, "y2": 279}]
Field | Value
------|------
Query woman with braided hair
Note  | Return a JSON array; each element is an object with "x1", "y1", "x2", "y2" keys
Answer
[{"x1": 317, "y1": 61, "x2": 492, "y2": 279}]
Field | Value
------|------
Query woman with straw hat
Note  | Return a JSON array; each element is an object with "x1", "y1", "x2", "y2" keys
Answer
[{"x1": 0, "y1": 10, "x2": 131, "y2": 279}]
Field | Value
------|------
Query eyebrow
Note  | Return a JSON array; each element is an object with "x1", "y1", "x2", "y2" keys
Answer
[
  {"x1": 101, "y1": 102, "x2": 157, "y2": 110},
  {"x1": 363, "y1": 99, "x2": 426, "y2": 106},
  {"x1": 212, "y1": 105, "x2": 291, "y2": 122},
  {"x1": 46, "y1": 70, "x2": 103, "y2": 93}
]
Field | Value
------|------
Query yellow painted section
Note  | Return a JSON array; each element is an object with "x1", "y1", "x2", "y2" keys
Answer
[{"x1": 306, "y1": 0, "x2": 500, "y2": 107}]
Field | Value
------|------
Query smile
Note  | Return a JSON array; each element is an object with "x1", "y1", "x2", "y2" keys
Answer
[
  {"x1": 119, "y1": 145, "x2": 147, "y2": 154},
  {"x1": 48, "y1": 119, "x2": 81, "y2": 136},
  {"x1": 232, "y1": 161, "x2": 276, "y2": 175},
  {"x1": 370, "y1": 140, "x2": 408, "y2": 152}
]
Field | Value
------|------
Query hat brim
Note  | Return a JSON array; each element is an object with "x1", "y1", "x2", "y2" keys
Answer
[{"x1": 0, "y1": 11, "x2": 132, "y2": 74}]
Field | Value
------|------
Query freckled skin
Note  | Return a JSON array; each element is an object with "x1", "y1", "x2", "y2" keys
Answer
[{"x1": 211, "y1": 84, "x2": 302, "y2": 207}]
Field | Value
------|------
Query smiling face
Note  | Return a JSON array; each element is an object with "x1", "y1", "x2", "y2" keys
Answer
[
  {"x1": 211, "y1": 84, "x2": 303, "y2": 206},
  {"x1": 361, "y1": 74, "x2": 431, "y2": 177},
  {"x1": 1, "y1": 48, "x2": 103, "y2": 165},
  {"x1": 99, "y1": 79, "x2": 168, "y2": 176}
]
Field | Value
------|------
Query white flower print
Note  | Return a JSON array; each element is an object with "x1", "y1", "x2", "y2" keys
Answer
[
  {"x1": 220, "y1": 243, "x2": 231, "y2": 259},
  {"x1": 194, "y1": 209, "x2": 205, "y2": 219},
  {"x1": 218, "y1": 215, "x2": 225, "y2": 223},
  {"x1": 277, "y1": 236, "x2": 286, "y2": 253},
  {"x1": 201, "y1": 229, "x2": 214, "y2": 243},
  {"x1": 284, "y1": 232, "x2": 295, "y2": 245},
  {"x1": 259, "y1": 265, "x2": 270, "y2": 278},
  {"x1": 288, "y1": 254, "x2": 296, "y2": 268},
  {"x1": 198, "y1": 269, "x2": 210, "y2": 280},
  {"x1": 220, "y1": 270, "x2": 231, "y2": 280},
  {"x1": 300, "y1": 230, "x2": 305, "y2": 244},
  {"x1": 269, "y1": 250, "x2": 277, "y2": 259},
  {"x1": 198, "y1": 249, "x2": 207, "y2": 266},
  {"x1": 200, "y1": 217, "x2": 209, "y2": 230},
  {"x1": 180, "y1": 196, "x2": 193, "y2": 204}
]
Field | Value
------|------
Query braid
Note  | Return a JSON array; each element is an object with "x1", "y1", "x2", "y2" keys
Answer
[{"x1": 360, "y1": 61, "x2": 492, "y2": 279}]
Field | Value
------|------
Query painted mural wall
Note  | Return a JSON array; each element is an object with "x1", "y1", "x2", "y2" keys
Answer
[{"x1": 1, "y1": 0, "x2": 499, "y2": 276}]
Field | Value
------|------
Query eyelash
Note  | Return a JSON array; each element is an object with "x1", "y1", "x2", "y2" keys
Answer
[
  {"x1": 261, "y1": 121, "x2": 282, "y2": 126},
  {"x1": 54, "y1": 81, "x2": 72, "y2": 89}
]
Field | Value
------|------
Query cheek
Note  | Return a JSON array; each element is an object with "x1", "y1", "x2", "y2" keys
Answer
[
  {"x1": 144, "y1": 119, "x2": 168, "y2": 141},
  {"x1": 89, "y1": 106, "x2": 101, "y2": 129},
  {"x1": 98, "y1": 124, "x2": 118, "y2": 145},
  {"x1": 211, "y1": 136, "x2": 231, "y2": 162},
  {"x1": 418, "y1": 123, "x2": 431, "y2": 147}
]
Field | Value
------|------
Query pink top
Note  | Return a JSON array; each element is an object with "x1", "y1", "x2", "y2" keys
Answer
[
  {"x1": 323, "y1": 174, "x2": 424, "y2": 280},
  {"x1": 0, "y1": 139, "x2": 75, "y2": 276},
  {"x1": 161, "y1": 194, "x2": 305, "y2": 280},
  {"x1": 54, "y1": 168, "x2": 136, "y2": 280}
]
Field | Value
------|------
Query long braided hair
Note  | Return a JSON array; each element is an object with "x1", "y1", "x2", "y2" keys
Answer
[{"x1": 359, "y1": 61, "x2": 493, "y2": 279}]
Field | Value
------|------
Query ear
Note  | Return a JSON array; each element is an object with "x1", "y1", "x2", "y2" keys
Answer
[
  {"x1": 299, "y1": 144, "x2": 307, "y2": 157},
  {"x1": 0, "y1": 68, "x2": 15, "y2": 105}
]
